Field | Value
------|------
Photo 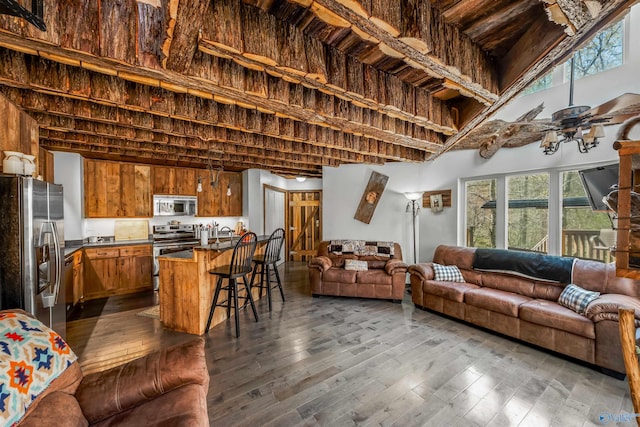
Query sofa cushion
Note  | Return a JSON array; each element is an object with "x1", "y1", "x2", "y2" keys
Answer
[
  {"x1": 464, "y1": 288, "x2": 532, "y2": 317},
  {"x1": 323, "y1": 268, "x2": 357, "y2": 284},
  {"x1": 90, "y1": 384, "x2": 208, "y2": 427},
  {"x1": 0, "y1": 310, "x2": 78, "y2": 426},
  {"x1": 432, "y1": 263, "x2": 465, "y2": 282},
  {"x1": 356, "y1": 270, "x2": 392, "y2": 286},
  {"x1": 345, "y1": 260, "x2": 368, "y2": 271},
  {"x1": 367, "y1": 260, "x2": 387, "y2": 269},
  {"x1": 558, "y1": 284, "x2": 600, "y2": 315},
  {"x1": 423, "y1": 280, "x2": 479, "y2": 303},
  {"x1": 520, "y1": 299, "x2": 595, "y2": 339}
]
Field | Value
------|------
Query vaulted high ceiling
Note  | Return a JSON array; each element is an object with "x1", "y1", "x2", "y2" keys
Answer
[{"x1": 0, "y1": 0, "x2": 637, "y2": 177}]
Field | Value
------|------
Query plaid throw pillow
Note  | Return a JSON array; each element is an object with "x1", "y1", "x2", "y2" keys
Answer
[
  {"x1": 558, "y1": 284, "x2": 600, "y2": 315},
  {"x1": 432, "y1": 263, "x2": 465, "y2": 282}
]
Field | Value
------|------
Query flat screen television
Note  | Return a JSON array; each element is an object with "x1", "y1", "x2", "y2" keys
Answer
[{"x1": 578, "y1": 163, "x2": 619, "y2": 211}]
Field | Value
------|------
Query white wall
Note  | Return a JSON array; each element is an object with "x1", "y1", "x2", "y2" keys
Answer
[{"x1": 53, "y1": 152, "x2": 83, "y2": 241}]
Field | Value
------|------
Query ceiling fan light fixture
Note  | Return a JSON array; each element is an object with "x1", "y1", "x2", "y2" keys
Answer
[{"x1": 591, "y1": 124, "x2": 606, "y2": 139}]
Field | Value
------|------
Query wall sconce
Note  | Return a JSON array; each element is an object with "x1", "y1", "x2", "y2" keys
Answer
[
  {"x1": 197, "y1": 176, "x2": 203, "y2": 193},
  {"x1": 226, "y1": 184, "x2": 231, "y2": 196},
  {"x1": 296, "y1": 176, "x2": 307, "y2": 182}
]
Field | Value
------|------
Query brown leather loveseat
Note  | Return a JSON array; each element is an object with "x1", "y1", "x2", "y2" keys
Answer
[
  {"x1": 308, "y1": 240, "x2": 408, "y2": 302},
  {"x1": 409, "y1": 245, "x2": 640, "y2": 374}
]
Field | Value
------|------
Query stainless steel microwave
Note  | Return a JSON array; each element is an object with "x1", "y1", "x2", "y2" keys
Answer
[{"x1": 153, "y1": 196, "x2": 197, "y2": 216}]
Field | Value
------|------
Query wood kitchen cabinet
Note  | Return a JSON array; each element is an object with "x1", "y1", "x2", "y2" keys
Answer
[
  {"x1": 197, "y1": 171, "x2": 243, "y2": 216},
  {"x1": 38, "y1": 147, "x2": 55, "y2": 183},
  {"x1": 83, "y1": 244, "x2": 152, "y2": 300},
  {"x1": 153, "y1": 166, "x2": 197, "y2": 196},
  {"x1": 72, "y1": 250, "x2": 83, "y2": 306},
  {"x1": 84, "y1": 159, "x2": 152, "y2": 218}
]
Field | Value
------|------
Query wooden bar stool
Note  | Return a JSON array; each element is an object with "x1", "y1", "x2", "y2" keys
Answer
[
  {"x1": 206, "y1": 232, "x2": 258, "y2": 337},
  {"x1": 250, "y1": 228, "x2": 285, "y2": 311}
]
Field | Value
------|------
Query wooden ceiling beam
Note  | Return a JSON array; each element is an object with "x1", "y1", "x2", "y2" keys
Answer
[
  {"x1": 199, "y1": 0, "x2": 455, "y2": 135},
  {"x1": 244, "y1": 0, "x2": 499, "y2": 105},
  {"x1": 31, "y1": 111, "x2": 388, "y2": 166},
  {"x1": 0, "y1": 59, "x2": 428, "y2": 163},
  {"x1": 39, "y1": 130, "x2": 325, "y2": 175},
  {"x1": 0, "y1": 11, "x2": 445, "y2": 153}
]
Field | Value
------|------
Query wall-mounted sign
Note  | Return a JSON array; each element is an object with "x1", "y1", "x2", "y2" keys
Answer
[{"x1": 354, "y1": 171, "x2": 388, "y2": 224}]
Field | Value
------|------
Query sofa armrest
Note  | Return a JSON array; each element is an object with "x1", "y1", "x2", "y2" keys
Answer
[
  {"x1": 385, "y1": 259, "x2": 408, "y2": 275},
  {"x1": 308, "y1": 256, "x2": 332, "y2": 272},
  {"x1": 408, "y1": 263, "x2": 435, "y2": 282},
  {"x1": 584, "y1": 294, "x2": 640, "y2": 323},
  {"x1": 76, "y1": 338, "x2": 208, "y2": 424}
]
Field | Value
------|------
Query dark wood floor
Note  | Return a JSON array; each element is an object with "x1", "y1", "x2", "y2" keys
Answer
[{"x1": 67, "y1": 262, "x2": 634, "y2": 426}]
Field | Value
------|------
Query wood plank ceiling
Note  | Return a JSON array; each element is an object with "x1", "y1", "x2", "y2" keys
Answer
[{"x1": 0, "y1": 0, "x2": 637, "y2": 178}]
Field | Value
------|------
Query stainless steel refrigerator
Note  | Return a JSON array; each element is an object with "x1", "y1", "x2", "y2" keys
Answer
[{"x1": 0, "y1": 175, "x2": 66, "y2": 338}]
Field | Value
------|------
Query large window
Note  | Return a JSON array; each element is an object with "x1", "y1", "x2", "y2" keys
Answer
[
  {"x1": 521, "y1": 73, "x2": 552, "y2": 95},
  {"x1": 465, "y1": 179, "x2": 496, "y2": 248},
  {"x1": 561, "y1": 171, "x2": 614, "y2": 262},
  {"x1": 507, "y1": 173, "x2": 549, "y2": 252},
  {"x1": 463, "y1": 167, "x2": 616, "y2": 262},
  {"x1": 572, "y1": 21, "x2": 624, "y2": 79},
  {"x1": 520, "y1": 20, "x2": 624, "y2": 96}
]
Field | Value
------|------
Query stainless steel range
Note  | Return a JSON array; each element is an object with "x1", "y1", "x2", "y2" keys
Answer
[{"x1": 152, "y1": 224, "x2": 199, "y2": 289}]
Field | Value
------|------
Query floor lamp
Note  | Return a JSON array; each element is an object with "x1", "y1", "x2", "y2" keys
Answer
[{"x1": 405, "y1": 192, "x2": 423, "y2": 264}]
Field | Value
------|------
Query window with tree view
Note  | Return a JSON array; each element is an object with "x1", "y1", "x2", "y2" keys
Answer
[
  {"x1": 572, "y1": 20, "x2": 623, "y2": 78},
  {"x1": 521, "y1": 72, "x2": 552, "y2": 95},
  {"x1": 465, "y1": 179, "x2": 496, "y2": 248},
  {"x1": 561, "y1": 171, "x2": 613, "y2": 262},
  {"x1": 508, "y1": 173, "x2": 549, "y2": 253}
]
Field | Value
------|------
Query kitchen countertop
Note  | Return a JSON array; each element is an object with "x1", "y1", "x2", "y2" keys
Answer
[
  {"x1": 158, "y1": 235, "x2": 269, "y2": 259},
  {"x1": 63, "y1": 239, "x2": 154, "y2": 257}
]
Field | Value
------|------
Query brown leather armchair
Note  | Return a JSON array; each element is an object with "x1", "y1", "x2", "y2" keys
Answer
[
  {"x1": 19, "y1": 338, "x2": 209, "y2": 427},
  {"x1": 308, "y1": 241, "x2": 407, "y2": 302}
]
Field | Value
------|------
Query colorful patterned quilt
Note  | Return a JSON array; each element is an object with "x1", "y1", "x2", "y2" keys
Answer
[
  {"x1": 0, "y1": 311, "x2": 77, "y2": 426},
  {"x1": 328, "y1": 240, "x2": 395, "y2": 257}
]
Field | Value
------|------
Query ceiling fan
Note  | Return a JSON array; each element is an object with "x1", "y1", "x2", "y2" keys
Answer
[
  {"x1": 455, "y1": 59, "x2": 640, "y2": 159},
  {"x1": 539, "y1": 57, "x2": 610, "y2": 155}
]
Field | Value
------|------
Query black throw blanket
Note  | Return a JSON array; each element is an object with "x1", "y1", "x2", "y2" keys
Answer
[{"x1": 473, "y1": 248, "x2": 575, "y2": 283}]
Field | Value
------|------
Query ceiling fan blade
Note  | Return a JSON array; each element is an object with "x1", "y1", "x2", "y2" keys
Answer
[{"x1": 578, "y1": 93, "x2": 640, "y2": 121}]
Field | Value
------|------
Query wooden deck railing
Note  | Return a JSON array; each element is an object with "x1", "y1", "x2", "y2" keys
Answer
[
  {"x1": 562, "y1": 229, "x2": 614, "y2": 263},
  {"x1": 508, "y1": 230, "x2": 614, "y2": 263}
]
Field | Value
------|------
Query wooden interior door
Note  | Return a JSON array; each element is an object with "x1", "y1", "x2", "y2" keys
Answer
[{"x1": 287, "y1": 191, "x2": 322, "y2": 262}]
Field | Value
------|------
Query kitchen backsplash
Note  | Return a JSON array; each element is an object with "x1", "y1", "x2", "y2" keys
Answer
[{"x1": 83, "y1": 216, "x2": 247, "y2": 239}]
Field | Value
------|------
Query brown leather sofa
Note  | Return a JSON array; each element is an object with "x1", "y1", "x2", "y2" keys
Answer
[
  {"x1": 409, "y1": 245, "x2": 640, "y2": 374},
  {"x1": 19, "y1": 338, "x2": 209, "y2": 426},
  {"x1": 308, "y1": 240, "x2": 408, "y2": 302}
]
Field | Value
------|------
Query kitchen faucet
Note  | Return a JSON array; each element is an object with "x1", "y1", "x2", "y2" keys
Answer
[{"x1": 219, "y1": 226, "x2": 233, "y2": 238}]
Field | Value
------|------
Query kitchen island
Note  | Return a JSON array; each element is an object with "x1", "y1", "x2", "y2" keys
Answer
[{"x1": 157, "y1": 236, "x2": 268, "y2": 335}]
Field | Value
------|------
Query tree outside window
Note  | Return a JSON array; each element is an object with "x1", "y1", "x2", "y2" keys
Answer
[
  {"x1": 572, "y1": 20, "x2": 624, "y2": 79},
  {"x1": 465, "y1": 179, "x2": 496, "y2": 248}
]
